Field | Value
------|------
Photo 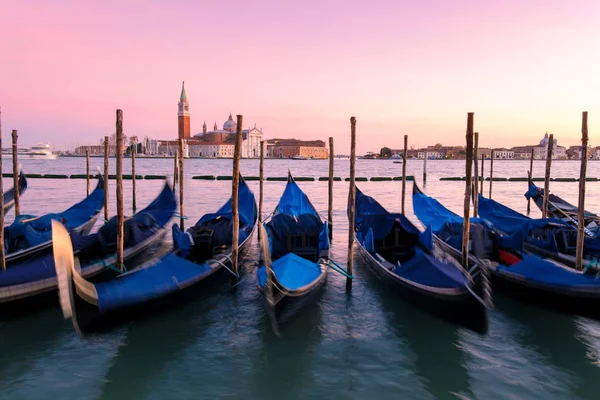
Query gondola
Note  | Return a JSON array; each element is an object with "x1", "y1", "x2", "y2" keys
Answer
[
  {"x1": 525, "y1": 182, "x2": 600, "y2": 236},
  {"x1": 3, "y1": 174, "x2": 105, "y2": 264},
  {"x1": 3, "y1": 170, "x2": 27, "y2": 215},
  {"x1": 353, "y1": 184, "x2": 488, "y2": 334},
  {"x1": 413, "y1": 182, "x2": 600, "y2": 320},
  {"x1": 52, "y1": 175, "x2": 256, "y2": 333},
  {"x1": 0, "y1": 180, "x2": 176, "y2": 317},
  {"x1": 256, "y1": 173, "x2": 329, "y2": 325},
  {"x1": 477, "y1": 192, "x2": 600, "y2": 268}
]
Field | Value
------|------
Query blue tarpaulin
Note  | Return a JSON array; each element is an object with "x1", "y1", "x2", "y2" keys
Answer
[
  {"x1": 497, "y1": 254, "x2": 600, "y2": 287},
  {"x1": 4, "y1": 177, "x2": 106, "y2": 253},
  {"x1": 0, "y1": 181, "x2": 176, "y2": 288},
  {"x1": 257, "y1": 252, "x2": 322, "y2": 290},
  {"x1": 96, "y1": 253, "x2": 212, "y2": 312},
  {"x1": 197, "y1": 176, "x2": 256, "y2": 227},
  {"x1": 393, "y1": 247, "x2": 468, "y2": 288}
]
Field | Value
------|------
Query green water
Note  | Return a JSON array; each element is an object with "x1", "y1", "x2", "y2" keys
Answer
[{"x1": 1, "y1": 158, "x2": 600, "y2": 399}]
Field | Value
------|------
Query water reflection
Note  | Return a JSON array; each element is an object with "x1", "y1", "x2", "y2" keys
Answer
[
  {"x1": 497, "y1": 296, "x2": 600, "y2": 399},
  {"x1": 365, "y1": 268, "x2": 472, "y2": 399},
  {"x1": 0, "y1": 308, "x2": 66, "y2": 383}
]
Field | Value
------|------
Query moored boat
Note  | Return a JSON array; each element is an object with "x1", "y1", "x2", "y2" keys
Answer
[
  {"x1": 354, "y1": 184, "x2": 489, "y2": 334},
  {"x1": 256, "y1": 173, "x2": 329, "y2": 326},
  {"x1": 52, "y1": 175, "x2": 256, "y2": 333},
  {"x1": 0, "y1": 180, "x2": 176, "y2": 317},
  {"x1": 477, "y1": 192, "x2": 600, "y2": 267},
  {"x1": 3, "y1": 170, "x2": 27, "y2": 215},
  {"x1": 413, "y1": 182, "x2": 600, "y2": 320},
  {"x1": 525, "y1": 182, "x2": 600, "y2": 236},
  {"x1": 3, "y1": 175, "x2": 105, "y2": 264}
]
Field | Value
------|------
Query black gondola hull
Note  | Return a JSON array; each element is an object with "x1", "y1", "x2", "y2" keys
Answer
[
  {"x1": 491, "y1": 271, "x2": 600, "y2": 320},
  {"x1": 260, "y1": 268, "x2": 327, "y2": 328},
  {"x1": 0, "y1": 228, "x2": 169, "y2": 319},
  {"x1": 69, "y1": 233, "x2": 255, "y2": 334},
  {"x1": 357, "y1": 243, "x2": 488, "y2": 335}
]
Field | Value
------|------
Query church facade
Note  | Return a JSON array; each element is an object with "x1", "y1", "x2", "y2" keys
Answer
[{"x1": 192, "y1": 114, "x2": 264, "y2": 158}]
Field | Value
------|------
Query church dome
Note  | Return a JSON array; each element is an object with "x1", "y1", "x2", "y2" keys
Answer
[
  {"x1": 539, "y1": 132, "x2": 558, "y2": 147},
  {"x1": 223, "y1": 114, "x2": 237, "y2": 133}
]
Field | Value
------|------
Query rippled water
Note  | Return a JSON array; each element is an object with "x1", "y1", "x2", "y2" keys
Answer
[{"x1": 1, "y1": 157, "x2": 600, "y2": 400}]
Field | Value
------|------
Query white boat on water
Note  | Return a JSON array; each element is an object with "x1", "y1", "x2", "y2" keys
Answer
[
  {"x1": 2, "y1": 143, "x2": 57, "y2": 160},
  {"x1": 291, "y1": 155, "x2": 308, "y2": 160}
]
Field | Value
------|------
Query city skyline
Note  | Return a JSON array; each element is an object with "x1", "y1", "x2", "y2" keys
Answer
[{"x1": 1, "y1": 0, "x2": 598, "y2": 153}]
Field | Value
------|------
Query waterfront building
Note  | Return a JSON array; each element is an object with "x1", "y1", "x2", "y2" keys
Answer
[
  {"x1": 188, "y1": 142, "x2": 235, "y2": 158},
  {"x1": 567, "y1": 145, "x2": 593, "y2": 160},
  {"x1": 417, "y1": 150, "x2": 444, "y2": 159},
  {"x1": 74, "y1": 144, "x2": 112, "y2": 156},
  {"x1": 193, "y1": 114, "x2": 264, "y2": 158},
  {"x1": 493, "y1": 148, "x2": 514, "y2": 159},
  {"x1": 157, "y1": 139, "x2": 189, "y2": 157},
  {"x1": 510, "y1": 132, "x2": 566, "y2": 160},
  {"x1": 266, "y1": 139, "x2": 328, "y2": 159}
]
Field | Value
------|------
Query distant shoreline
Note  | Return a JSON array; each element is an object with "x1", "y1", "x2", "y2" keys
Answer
[{"x1": 56, "y1": 155, "x2": 595, "y2": 161}]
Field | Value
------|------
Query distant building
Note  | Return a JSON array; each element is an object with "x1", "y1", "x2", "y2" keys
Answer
[
  {"x1": 510, "y1": 132, "x2": 566, "y2": 160},
  {"x1": 493, "y1": 148, "x2": 514, "y2": 159},
  {"x1": 188, "y1": 142, "x2": 234, "y2": 158},
  {"x1": 266, "y1": 139, "x2": 328, "y2": 159},
  {"x1": 417, "y1": 150, "x2": 444, "y2": 159},
  {"x1": 157, "y1": 139, "x2": 189, "y2": 157},
  {"x1": 567, "y1": 145, "x2": 593, "y2": 160},
  {"x1": 193, "y1": 114, "x2": 264, "y2": 158},
  {"x1": 74, "y1": 144, "x2": 112, "y2": 156},
  {"x1": 478, "y1": 148, "x2": 492, "y2": 159}
]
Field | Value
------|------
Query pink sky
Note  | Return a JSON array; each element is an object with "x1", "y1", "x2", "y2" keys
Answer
[{"x1": 1, "y1": 0, "x2": 599, "y2": 153}]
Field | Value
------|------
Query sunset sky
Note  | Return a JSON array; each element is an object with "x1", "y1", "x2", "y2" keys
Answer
[{"x1": 1, "y1": 0, "x2": 598, "y2": 153}]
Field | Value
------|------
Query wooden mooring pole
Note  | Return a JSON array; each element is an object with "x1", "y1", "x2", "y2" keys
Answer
[
  {"x1": 104, "y1": 136, "x2": 109, "y2": 221},
  {"x1": 0, "y1": 109, "x2": 5, "y2": 270},
  {"x1": 542, "y1": 134, "x2": 554, "y2": 219},
  {"x1": 473, "y1": 132, "x2": 479, "y2": 217},
  {"x1": 328, "y1": 137, "x2": 334, "y2": 240},
  {"x1": 259, "y1": 140, "x2": 265, "y2": 221},
  {"x1": 462, "y1": 113, "x2": 474, "y2": 268},
  {"x1": 86, "y1": 150, "x2": 90, "y2": 196},
  {"x1": 423, "y1": 151, "x2": 428, "y2": 184},
  {"x1": 576, "y1": 112, "x2": 588, "y2": 270},
  {"x1": 11, "y1": 130, "x2": 19, "y2": 217},
  {"x1": 179, "y1": 138, "x2": 185, "y2": 231},
  {"x1": 231, "y1": 115, "x2": 243, "y2": 283},
  {"x1": 401, "y1": 135, "x2": 408, "y2": 214},
  {"x1": 115, "y1": 110, "x2": 124, "y2": 271},
  {"x1": 258, "y1": 140, "x2": 264, "y2": 243},
  {"x1": 132, "y1": 149, "x2": 137, "y2": 212},
  {"x1": 489, "y1": 149, "x2": 494, "y2": 198},
  {"x1": 173, "y1": 152, "x2": 179, "y2": 189},
  {"x1": 347, "y1": 117, "x2": 357, "y2": 291},
  {"x1": 480, "y1": 154, "x2": 484, "y2": 195},
  {"x1": 527, "y1": 149, "x2": 534, "y2": 215}
]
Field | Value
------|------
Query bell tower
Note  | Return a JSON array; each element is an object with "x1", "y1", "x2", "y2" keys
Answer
[{"x1": 178, "y1": 81, "x2": 190, "y2": 139}]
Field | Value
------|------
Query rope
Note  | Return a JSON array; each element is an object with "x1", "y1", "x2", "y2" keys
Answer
[
  {"x1": 173, "y1": 212, "x2": 188, "y2": 220},
  {"x1": 213, "y1": 257, "x2": 239, "y2": 279},
  {"x1": 547, "y1": 199, "x2": 594, "y2": 237},
  {"x1": 327, "y1": 259, "x2": 354, "y2": 279},
  {"x1": 584, "y1": 259, "x2": 599, "y2": 274},
  {"x1": 100, "y1": 254, "x2": 128, "y2": 274}
]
